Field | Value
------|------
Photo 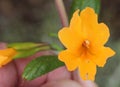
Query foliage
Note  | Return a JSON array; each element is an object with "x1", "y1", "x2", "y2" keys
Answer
[{"x1": 22, "y1": 55, "x2": 64, "y2": 80}]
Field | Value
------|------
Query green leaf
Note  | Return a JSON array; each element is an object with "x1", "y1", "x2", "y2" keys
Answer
[
  {"x1": 49, "y1": 33, "x2": 58, "y2": 38},
  {"x1": 22, "y1": 55, "x2": 64, "y2": 80},
  {"x1": 8, "y1": 42, "x2": 51, "y2": 59},
  {"x1": 7, "y1": 42, "x2": 44, "y2": 50},
  {"x1": 14, "y1": 45, "x2": 50, "y2": 59},
  {"x1": 51, "y1": 44, "x2": 63, "y2": 51},
  {"x1": 69, "y1": 0, "x2": 101, "y2": 19}
]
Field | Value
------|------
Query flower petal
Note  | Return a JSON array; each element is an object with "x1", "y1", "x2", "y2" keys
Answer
[
  {"x1": 58, "y1": 50, "x2": 79, "y2": 71},
  {"x1": 70, "y1": 10, "x2": 82, "y2": 33},
  {"x1": 0, "y1": 48, "x2": 17, "y2": 67},
  {"x1": 0, "y1": 56, "x2": 8, "y2": 67},
  {"x1": 90, "y1": 47, "x2": 115, "y2": 67},
  {"x1": 91, "y1": 23, "x2": 110, "y2": 45},
  {"x1": 78, "y1": 59, "x2": 96, "y2": 81},
  {"x1": 80, "y1": 7, "x2": 110, "y2": 45},
  {"x1": 58, "y1": 27, "x2": 83, "y2": 50},
  {"x1": 80, "y1": 7, "x2": 98, "y2": 28},
  {"x1": 0, "y1": 48, "x2": 16, "y2": 57}
]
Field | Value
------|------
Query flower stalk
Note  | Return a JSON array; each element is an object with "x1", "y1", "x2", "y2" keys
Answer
[{"x1": 55, "y1": 0, "x2": 68, "y2": 27}]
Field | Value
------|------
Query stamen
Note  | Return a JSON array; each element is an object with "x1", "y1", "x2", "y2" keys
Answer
[{"x1": 82, "y1": 40, "x2": 90, "y2": 48}]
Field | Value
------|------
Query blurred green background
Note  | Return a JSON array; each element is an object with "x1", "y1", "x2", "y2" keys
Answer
[{"x1": 0, "y1": 0, "x2": 120, "y2": 87}]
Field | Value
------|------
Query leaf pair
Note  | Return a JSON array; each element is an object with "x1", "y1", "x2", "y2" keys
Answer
[{"x1": 8, "y1": 42, "x2": 50, "y2": 59}]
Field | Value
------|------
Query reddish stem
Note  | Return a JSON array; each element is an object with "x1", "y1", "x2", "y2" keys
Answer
[{"x1": 55, "y1": 0, "x2": 68, "y2": 27}]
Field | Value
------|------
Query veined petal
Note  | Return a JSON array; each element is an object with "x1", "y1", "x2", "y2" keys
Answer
[
  {"x1": 78, "y1": 59, "x2": 96, "y2": 81},
  {"x1": 90, "y1": 47, "x2": 115, "y2": 67},
  {"x1": 58, "y1": 27, "x2": 83, "y2": 50},
  {"x1": 58, "y1": 50, "x2": 79, "y2": 71}
]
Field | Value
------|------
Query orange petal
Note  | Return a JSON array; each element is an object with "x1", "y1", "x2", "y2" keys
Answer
[
  {"x1": 80, "y1": 7, "x2": 110, "y2": 45},
  {"x1": 70, "y1": 9, "x2": 80, "y2": 28},
  {"x1": 58, "y1": 27, "x2": 83, "y2": 50},
  {"x1": 78, "y1": 59, "x2": 96, "y2": 81},
  {"x1": 0, "y1": 48, "x2": 17, "y2": 67},
  {"x1": 90, "y1": 47, "x2": 115, "y2": 67},
  {"x1": 58, "y1": 50, "x2": 79, "y2": 71},
  {"x1": 80, "y1": 7, "x2": 98, "y2": 28},
  {"x1": 81, "y1": 23, "x2": 110, "y2": 46},
  {"x1": 70, "y1": 10, "x2": 82, "y2": 33},
  {"x1": 1, "y1": 56, "x2": 13, "y2": 66},
  {"x1": 91, "y1": 23, "x2": 110, "y2": 46},
  {"x1": 0, "y1": 48, "x2": 16, "y2": 57},
  {"x1": 0, "y1": 56, "x2": 8, "y2": 67}
]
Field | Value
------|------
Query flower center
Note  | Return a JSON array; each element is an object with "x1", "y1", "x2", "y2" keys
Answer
[{"x1": 82, "y1": 40, "x2": 90, "y2": 48}]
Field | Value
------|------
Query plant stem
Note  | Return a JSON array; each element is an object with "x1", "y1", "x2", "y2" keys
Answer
[{"x1": 55, "y1": 0, "x2": 68, "y2": 27}]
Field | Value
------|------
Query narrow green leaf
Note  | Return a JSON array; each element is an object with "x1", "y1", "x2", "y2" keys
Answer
[
  {"x1": 49, "y1": 33, "x2": 58, "y2": 38},
  {"x1": 14, "y1": 46, "x2": 50, "y2": 59},
  {"x1": 22, "y1": 55, "x2": 64, "y2": 80},
  {"x1": 51, "y1": 44, "x2": 63, "y2": 51},
  {"x1": 69, "y1": 0, "x2": 101, "y2": 19},
  {"x1": 7, "y1": 42, "x2": 44, "y2": 50}
]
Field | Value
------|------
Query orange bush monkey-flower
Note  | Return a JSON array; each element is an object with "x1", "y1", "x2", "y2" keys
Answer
[
  {"x1": 58, "y1": 7, "x2": 115, "y2": 81},
  {"x1": 0, "y1": 48, "x2": 16, "y2": 67}
]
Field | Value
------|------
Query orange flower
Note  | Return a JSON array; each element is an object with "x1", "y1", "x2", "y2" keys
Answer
[
  {"x1": 0, "y1": 48, "x2": 16, "y2": 67},
  {"x1": 58, "y1": 7, "x2": 115, "y2": 81}
]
